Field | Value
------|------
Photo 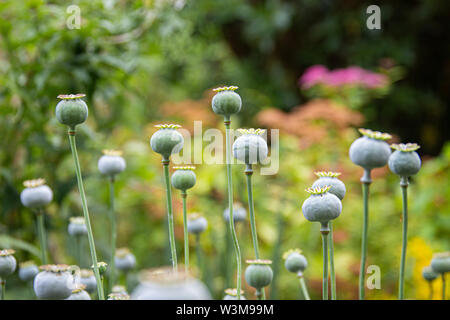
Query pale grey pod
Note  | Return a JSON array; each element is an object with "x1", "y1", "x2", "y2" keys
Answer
[
  {"x1": 187, "y1": 217, "x2": 208, "y2": 234},
  {"x1": 68, "y1": 222, "x2": 88, "y2": 237},
  {"x1": 232, "y1": 133, "x2": 268, "y2": 164},
  {"x1": 388, "y1": 150, "x2": 421, "y2": 177},
  {"x1": 65, "y1": 289, "x2": 91, "y2": 300},
  {"x1": 20, "y1": 185, "x2": 53, "y2": 209},
  {"x1": 98, "y1": 154, "x2": 126, "y2": 176},
  {"x1": 223, "y1": 205, "x2": 247, "y2": 223},
  {"x1": 312, "y1": 176, "x2": 346, "y2": 200},
  {"x1": 422, "y1": 266, "x2": 439, "y2": 282},
  {"x1": 302, "y1": 192, "x2": 342, "y2": 225},
  {"x1": 284, "y1": 252, "x2": 308, "y2": 274},
  {"x1": 349, "y1": 136, "x2": 391, "y2": 170},
  {"x1": 34, "y1": 269, "x2": 73, "y2": 300},
  {"x1": 0, "y1": 255, "x2": 17, "y2": 278},
  {"x1": 19, "y1": 264, "x2": 39, "y2": 282},
  {"x1": 79, "y1": 273, "x2": 97, "y2": 293},
  {"x1": 115, "y1": 253, "x2": 136, "y2": 272},
  {"x1": 431, "y1": 253, "x2": 450, "y2": 274}
]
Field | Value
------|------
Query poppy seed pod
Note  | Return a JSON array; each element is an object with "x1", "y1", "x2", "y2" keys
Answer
[
  {"x1": 422, "y1": 266, "x2": 439, "y2": 282},
  {"x1": 187, "y1": 214, "x2": 208, "y2": 234},
  {"x1": 131, "y1": 267, "x2": 212, "y2": 300},
  {"x1": 34, "y1": 264, "x2": 73, "y2": 300},
  {"x1": 211, "y1": 86, "x2": 242, "y2": 117},
  {"x1": 98, "y1": 150, "x2": 126, "y2": 176},
  {"x1": 115, "y1": 248, "x2": 136, "y2": 272},
  {"x1": 68, "y1": 217, "x2": 88, "y2": 237},
  {"x1": 92, "y1": 262, "x2": 108, "y2": 276},
  {"x1": 301, "y1": 186, "x2": 342, "y2": 228},
  {"x1": 150, "y1": 124, "x2": 184, "y2": 160},
  {"x1": 223, "y1": 288, "x2": 246, "y2": 300},
  {"x1": 430, "y1": 252, "x2": 450, "y2": 274},
  {"x1": 388, "y1": 143, "x2": 421, "y2": 177},
  {"x1": 65, "y1": 284, "x2": 91, "y2": 300},
  {"x1": 223, "y1": 203, "x2": 247, "y2": 223},
  {"x1": 232, "y1": 129, "x2": 268, "y2": 165},
  {"x1": 20, "y1": 179, "x2": 53, "y2": 209},
  {"x1": 79, "y1": 269, "x2": 97, "y2": 293},
  {"x1": 108, "y1": 292, "x2": 130, "y2": 300},
  {"x1": 244, "y1": 259, "x2": 273, "y2": 290},
  {"x1": 0, "y1": 249, "x2": 17, "y2": 278},
  {"x1": 55, "y1": 94, "x2": 88, "y2": 128},
  {"x1": 283, "y1": 249, "x2": 308, "y2": 275},
  {"x1": 171, "y1": 166, "x2": 196, "y2": 191},
  {"x1": 18, "y1": 261, "x2": 39, "y2": 282},
  {"x1": 312, "y1": 172, "x2": 346, "y2": 200},
  {"x1": 349, "y1": 128, "x2": 392, "y2": 170},
  {"x1": 112, "y1": 285, "x2": 128, "y2": 295}
]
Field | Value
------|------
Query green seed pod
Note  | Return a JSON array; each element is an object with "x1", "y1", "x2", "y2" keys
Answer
[
  {"x1": 0, "y1": 249, "x2": 17, "y2": 278},
  {"x1": 223, "y1": 288, "x2": 246, "y2": 300},
  {"x1": 131, "y1": 267, "x2": 212, "y2": 300},
  {"x1": 211, "y1": 86, "x2": 242, "y2": 117},
  {"x1": 431, "y1": 252, "x2": 450, "y2": 274},
  {"x1": 283, "y1": 249, "x2": 308, "y2": 275},
  {"x1": 20, "y1": 179, "x2": 53, "y2": 209},
  {"x1": 422, "y1": 266, "x2": 439, "y2": 282},
  {"x1": 98, "y1": 150, "x2": 126, "y2": 176},
  {"x1": 19, "y1": 260, "x2": 39, "y2": 282},
  {"x1": 349, "y1": 128, "x2": 392, "y2": 170},
  {"x1": 34, "y1": 264, "x2": 73, "y2": 300},
  {"x1": 312, "y1": 172, "x2": 346, "y2": 200},
  {"x1": 55, "y1": 94, "x2": 88, "y2": 129},
  {"x1": 150, "y1": 124, "x2": 184, "y2": 160},
  {"x1": 171, "y1": 166, "x2": 196, "y2": 191},
  {"x1": 187, "y1": 213, "x2": 208, "y2": 234},
  {"x1": 388, "y1": 143, "x2": 421, "y2": 177},
  {"x1": 244, "y1": 259, "x2": 273, "y2": 289},
  {"x1": 301, "y1": 186, "x2": 342, "y2": 226},
  {"x1": 232, "y1": 129, "x2": 268, "y2": 164},
  {"x1": 115, "y1": 248, "x2": 136, "y2": 272}
]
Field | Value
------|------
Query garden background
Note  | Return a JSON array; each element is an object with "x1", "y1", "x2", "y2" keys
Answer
[{"x1": 0, "y1": 0, "x2": 449, "y2": 299}]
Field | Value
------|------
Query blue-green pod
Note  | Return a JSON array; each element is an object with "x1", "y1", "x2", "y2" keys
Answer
[
  {"x1": 68, "y1": 217, "x2": 88, "y2": 237},
  {"x1": 0, "y1": 249, "x2": 17, "y2": 278},
  {"x1": 232, "y1": 129, "x2": 268, "y2": 164},
  {"x1": 98, "y1": 150, "x2": 126, "y2": 176},
  {"x1": 422, "y1": 266, "x2": 439, "y2": 282},
  {"x1": 388, "y1": 143, "x2": 421, "y2": 177},
  {"x1": 431, "y1": 252, "x2": 450, "y2": 274},
  {"x1": 171, "y1": 167, "x2": 196, "y2": 191},
  {"x1": 187, "y1": 214, "x2": 208, "y2": 234},
  {"x1": 211, "y1": 86, "x2": 242, "y2": 117},
  {"x1": 223, "y1": 203, "x2": 247, "y2": 223},
  {"x1": 131, "y1": 267, "x2": 212, "y2": 300},
  {"x1": 150, "y1": 124, "x2": 184, "y2": 160},
  {"x1": 20, "y1": 179, "x2": 53, "y2": 209},
  {"x1": 19, "y1": 261, "x2": 39, "y2": 282},
  {"x1": 349, "y1": 128, "x2": 392, "y2": 170},
  {"x1": 244, "y1": 260, "x2": 273, "y2": 289},
  {"x1": 115, "y1": 248, "x2": 136, "y2": 272},
  {"x1": 283, "y1": 249, "x2": 308, "y2": 274},
  {"x1": 312, "y1": 172, "x2": 346, "y2": 200},
  {"x1": 301, "y1": 186, "x2": 342, "y2": 225},
  {"x1": 55, "y1": 94, "x2": 88, "y2": 129},
  {"x1": 34, "y1": 264, "x2": 73, "y2": 300}
]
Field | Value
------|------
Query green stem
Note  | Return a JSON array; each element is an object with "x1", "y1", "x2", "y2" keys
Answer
[
  {"x1": 68, "y1": 130, "x2": 105, "y2": 300},
  {"x1": 225, "y1": 118, "x2": 241, "y2": 300},
  {"x1": 182, "y1": 191, "x2": 189, "y2": 273},
  {"x1": 398, "y1": 177, "x2": 408, "y2": 300},
  {"x1": 0, "y1": 278, "x2": 5, "y2": 300},
  {"x1": 163, "y1": 160, "x2": 177, "y2": 270},
  {"x1": 442, "y1": 273, "x2": 446, "y2": 300},
  {"x1": 244, "y1": 164, "x2": 265, "y2": 300},
  {"x1": 109, "y1": 176, "x2": 117, "y2": 292},
  {"x1": 76, "y1": 235, "x2": 82, "y2": 267},
  {"x1": 359, "y1": 170, "x2": 371, "y2": 300},
  {"x1": 321, "y1": 226, "x2": 329, "y2": 300},
  {"x1": 299, "y1": 276, "x2": 310, "y2": 300},
  {"x1": 196, "y1": 233, "x2": 202, "y2": 278},
  {"x1": 428, "y1": 281, "x2": 433, "y2": 300},
  {"x1": 36, "y1": 210, "x2": 48, "y2": 265}
]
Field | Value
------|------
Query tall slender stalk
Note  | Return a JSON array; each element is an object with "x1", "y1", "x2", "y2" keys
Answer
[
  {"x1": 0, "y1": 278, "x2": 5, "y2": 300},
  {"x1": 75, "y1": 235, "x2": 82, "y2": 267},
  {"x1": 108, "y1": 177, "x2": 117, "y2": 291},
  {"x1": 224, "y1": 117, "x2": 241, "y2": 300},
  {"x1": 195, "y1": 234, "x2": 202, "y2": 278},
  {"x1": 442, "y1": 274, "x2": 446, "y2": 300},
  {"x1": 162, "y1": 160, "x2": 177, "y2": 270},
  {"x1": 68, "y1": 130, "x2": 104, "y2": 300},
  {"x1": 328, "y1": 222, "x2": 336, "y2": 300},
  {"x1": 321, "y1": 227, "x2": 329, "y2": 300},
  {"x1": 244, "y1": 164, "x2": 265, "y2": 300},
  {"x1": 299, "y1": 276, "x2": 310, "y2": 300},
  {"x1": 359, "y1": 169, "x2": 371, "y2": 300},
  {"x1": 182, "y1": 191, "x2": 189, "y2": 273},
  {"x1": 36, "y1": 210, "x2": 48, "y2": 265},
  {"x1": 428, "y1": 281, "x2": 433, "y2": 300},
  {"x1": 398, "y1": 177, "x2": 408, "y2": 299}
]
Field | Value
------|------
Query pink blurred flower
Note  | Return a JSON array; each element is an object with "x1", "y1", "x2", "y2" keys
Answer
[
  {"x1": 360, "y1": 72, "x2": 388, "y2": 88},
  {"x1": 299, "y1": 65, "x2": 328, "y2": 88}
]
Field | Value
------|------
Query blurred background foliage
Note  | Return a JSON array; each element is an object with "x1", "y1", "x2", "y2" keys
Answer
[{"x1": 0, "y1": 0, "x2": 449, "y2": 299}]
